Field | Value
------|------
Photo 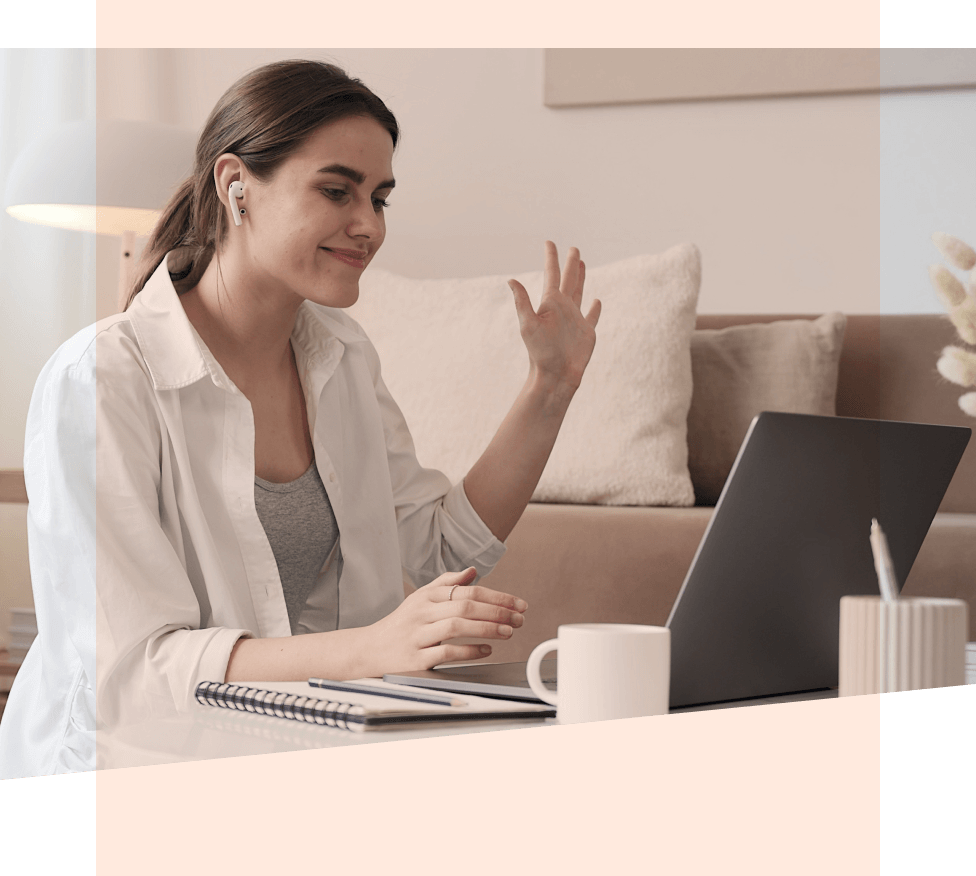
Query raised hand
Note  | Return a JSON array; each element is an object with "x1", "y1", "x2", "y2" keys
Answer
[{"x1": 508, "y1": 241, "x2": 602, "y2": 395}]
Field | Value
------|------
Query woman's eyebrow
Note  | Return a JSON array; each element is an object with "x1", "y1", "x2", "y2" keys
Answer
[{"x1": 316, "y1": 163, "x2": 395, "y2": 190}]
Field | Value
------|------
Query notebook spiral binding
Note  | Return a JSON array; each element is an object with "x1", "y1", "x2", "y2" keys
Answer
[{"x1": 195, "y1": 681, "x2": 367, "y2": 732}]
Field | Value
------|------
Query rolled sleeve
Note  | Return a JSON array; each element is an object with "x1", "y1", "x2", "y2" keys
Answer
[{"x1": 439, "y1": 480, "x2": 507, "y2": 578}]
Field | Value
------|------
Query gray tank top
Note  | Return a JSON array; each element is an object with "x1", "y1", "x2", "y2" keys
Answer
[{"x1": 254, "y1": 462, "x2": 340, "y2": 634}]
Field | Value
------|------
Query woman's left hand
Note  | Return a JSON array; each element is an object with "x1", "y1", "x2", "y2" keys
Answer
[{"x1": 508, "y1": 241, "x2": 602, "y2": 396}]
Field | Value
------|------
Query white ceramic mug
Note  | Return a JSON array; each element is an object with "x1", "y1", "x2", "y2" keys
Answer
[
  {"x1": 526, "y1": 623, "x2": 670, "y2": 724},
  {"x1": 838, "y1": 596, "x2": 968, "y2": 696}
]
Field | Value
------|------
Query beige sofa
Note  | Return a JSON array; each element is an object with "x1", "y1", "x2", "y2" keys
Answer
[{"x1": 470, "y1": 313, "x2": 976, "y2": 663}]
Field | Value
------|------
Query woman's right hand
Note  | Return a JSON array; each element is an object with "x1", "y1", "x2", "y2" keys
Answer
[{"x1": 360, "y1": 567, "x2": 528, "y2": 676}]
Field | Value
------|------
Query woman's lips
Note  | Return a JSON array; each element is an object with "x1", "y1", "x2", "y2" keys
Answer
[{"x1": 322, "y1": 248, "x2": 367, "y2": 268}]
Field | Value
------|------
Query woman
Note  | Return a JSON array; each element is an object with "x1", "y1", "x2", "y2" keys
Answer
[{"x1": 0, "y1": 59, "x2": 600, "y2": 777}]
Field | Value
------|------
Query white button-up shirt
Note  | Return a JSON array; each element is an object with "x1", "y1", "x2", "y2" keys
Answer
[{"x1": 0, "y1": 251, "x2": 505, "y2": 778}]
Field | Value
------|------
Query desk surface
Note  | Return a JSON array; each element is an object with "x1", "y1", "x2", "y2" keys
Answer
[{"x1": 97, "y1": 687, "x2": 839, "y2": 770}]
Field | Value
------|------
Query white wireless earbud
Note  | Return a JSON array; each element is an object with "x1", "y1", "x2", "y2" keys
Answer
[{"x1": 228, "y1": 181, "x2": 245, "y2": 226}]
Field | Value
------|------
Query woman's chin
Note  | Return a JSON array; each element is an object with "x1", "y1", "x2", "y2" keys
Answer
[{"x1": 306, "y1": 283, "x2": 360, "y2": 309}]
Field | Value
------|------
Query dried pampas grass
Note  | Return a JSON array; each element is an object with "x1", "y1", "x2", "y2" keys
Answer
[
  {"x1": 932, "y1": 232, "x2": 976, "y2": 271},
  {"x1": 937, "y1": 345, "x2": 976, "y2": 387},
  {"x1": 930, "y1": 232, "x2": 976, "y2": 417}
]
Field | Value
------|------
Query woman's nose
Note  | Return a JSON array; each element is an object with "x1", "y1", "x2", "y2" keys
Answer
[{"x1": 348, "y1": 197, "x2": 383, "y2": 239}]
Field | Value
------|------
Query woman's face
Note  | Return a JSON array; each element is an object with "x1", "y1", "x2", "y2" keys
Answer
[{"x1": 238, "y1": 115, "x2": 395, "y2": 309}]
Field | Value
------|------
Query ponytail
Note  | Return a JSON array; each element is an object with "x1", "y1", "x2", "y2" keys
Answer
[{"x1": 124, "y1": 177, "x2": 211, "y2": 311}]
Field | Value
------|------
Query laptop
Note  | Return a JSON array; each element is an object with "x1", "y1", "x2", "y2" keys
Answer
[{"x1": 385, "y1": 413, "x2": 971, "y2": 710}]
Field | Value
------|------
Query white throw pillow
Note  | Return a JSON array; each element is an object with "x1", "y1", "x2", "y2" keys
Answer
[{"x1": 348, "y1": 243, "x2": 701, "y2": 506}]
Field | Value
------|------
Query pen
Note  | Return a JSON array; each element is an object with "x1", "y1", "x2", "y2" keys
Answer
[
  {"x1": 308, "y1": 678, "x2": 467, "y2": 708},
  {"x1": 869, "y1": 518, "x2": 900, "y2": 602},
  {"x1": 870, "y1": 519, "x2": 900, "y2": 694}
]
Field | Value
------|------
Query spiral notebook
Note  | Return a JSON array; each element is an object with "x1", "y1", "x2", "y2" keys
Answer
[{"x1": 195, "y1": 680, "x2": 555, "y2": 732}]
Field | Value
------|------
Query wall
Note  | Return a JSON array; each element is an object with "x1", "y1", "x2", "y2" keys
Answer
[{"x1": 881, "y1": 86, "x2": 976, "y2": 313}]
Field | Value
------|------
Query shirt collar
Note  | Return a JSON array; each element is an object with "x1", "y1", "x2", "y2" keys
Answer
[{"x1": 126, "y1": 249, "x2": 367, "y2": 392}]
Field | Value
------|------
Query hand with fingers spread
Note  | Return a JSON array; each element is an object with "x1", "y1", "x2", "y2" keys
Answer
[
  {"x1": 508, "y1": 241, "x2": 602, "y2": 396},
  {"x1": 360, "y1": 567, "x2": 529, "y2": 675}
]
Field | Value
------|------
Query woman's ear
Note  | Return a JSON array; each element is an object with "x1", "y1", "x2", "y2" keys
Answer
[{"x1": 213, "y1": 153, "x2": 246, "y2": 209}]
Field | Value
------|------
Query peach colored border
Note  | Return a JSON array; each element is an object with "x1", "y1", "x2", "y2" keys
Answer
[
  {"x1": 93, "y1": 0, "x2": 881, "y2": 49},
  {"x1": 96, "y1": 696, "x2": 881, "y2": 875},
  {"x1": 89, "y1": 4, "x2": 887, "y2": 874}
]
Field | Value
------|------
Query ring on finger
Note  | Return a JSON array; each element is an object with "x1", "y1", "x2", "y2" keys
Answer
[{"x1": 448, "y1": 584, "x2": 460, "y2": 601}]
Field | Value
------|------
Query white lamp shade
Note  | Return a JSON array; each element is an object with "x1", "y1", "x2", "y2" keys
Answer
[{"x1": 3, "y1": 118, "x2": 197, "y2": 236}]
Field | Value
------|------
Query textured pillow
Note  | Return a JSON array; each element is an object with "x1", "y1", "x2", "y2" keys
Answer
[
  {"x1": 349, "y1": 243, "x2": 701, "y2": 506},
  {"x1": 686, "y1": 313, "x2": 847, "y2": 506}
]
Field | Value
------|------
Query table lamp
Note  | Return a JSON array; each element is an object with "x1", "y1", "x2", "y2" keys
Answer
[{"x1": 3, "y1": 118, "x2": 196, "y2": 312}]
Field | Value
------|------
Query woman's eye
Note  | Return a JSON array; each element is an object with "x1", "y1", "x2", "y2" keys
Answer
[
  {"x1": 372, "y1": 197, "x2": 391, "y2": 211},
  {"x1": 322, "y1": 188, "x2": 347, "y2": 201}
]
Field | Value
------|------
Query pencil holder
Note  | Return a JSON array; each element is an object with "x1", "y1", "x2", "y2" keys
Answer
[{"x1": 838, "y1": 596, "x2": 968, "y2": 696}]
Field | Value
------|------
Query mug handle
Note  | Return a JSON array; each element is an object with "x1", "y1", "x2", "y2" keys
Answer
[{"x1": 526, "y1": 638, "x2": 558, "y2": 706}]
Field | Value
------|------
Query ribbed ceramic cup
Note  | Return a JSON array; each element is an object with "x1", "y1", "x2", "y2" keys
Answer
[
  {"x1": 838, "y1": 596, "x2": 968, "y2": 696},
  {"x1": 526, "y1": 623, "x2": 670, "y2": 723}
]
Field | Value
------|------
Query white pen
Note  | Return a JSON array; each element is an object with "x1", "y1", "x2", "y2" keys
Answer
[
  {"x1": 870, "y1": 519, "x2": 901, "y2": 694},
  {"x1": 879, "y1": 528, "x2": 901, "y2": 600},
  {"x1": 870, "y1": 518, "x2": 899, "y2": 602},
  {"x1": 308, "y1": 678, "x2": 467, "y2": 708}
]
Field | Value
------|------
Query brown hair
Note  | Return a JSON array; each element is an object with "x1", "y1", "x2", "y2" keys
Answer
[{"x1": 124, "y1": 59, "x2": 399, "y2": 311}]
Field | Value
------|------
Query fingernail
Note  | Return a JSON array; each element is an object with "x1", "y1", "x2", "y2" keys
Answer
[
  {"x1": 480, "y1": 645, "x2": 491, "y2": 655},
  {"x1": 499, "y1": 625, "x2": 513, "y2": 637},
  {"x1": 512, "y1": 614, "x2": 524, "y2": 628},
  {"x1": 515, "y1": 598, "x2": 528, "y2": 611}
]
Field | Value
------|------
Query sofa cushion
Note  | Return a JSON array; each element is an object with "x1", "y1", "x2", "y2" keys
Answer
[
  {"x1": 350, "y1": 243, "x2": 701, "y2": 506},
  {"x1": 687, "y1": 313, "x2": 847, "y2": 505}
]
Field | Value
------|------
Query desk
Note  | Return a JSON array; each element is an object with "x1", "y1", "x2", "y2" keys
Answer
[{"x1": 97, "y1": 687, "x2": 839, "y2": 770}]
